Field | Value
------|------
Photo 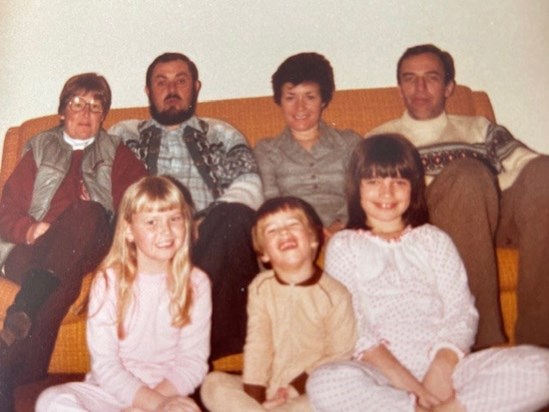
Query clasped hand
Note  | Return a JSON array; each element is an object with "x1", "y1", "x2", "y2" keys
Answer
[{"x1": 262, "y1": 387, "x2": 290, "y2": 410}]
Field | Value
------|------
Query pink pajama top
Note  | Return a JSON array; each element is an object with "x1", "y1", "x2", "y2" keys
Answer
[{"x1": 84, "y1": 267, "x2": 211, "y2": 407}]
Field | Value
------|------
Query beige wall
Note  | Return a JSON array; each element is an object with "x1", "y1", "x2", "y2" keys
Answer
[{"x1": 1, "y1": 0, "x2": 548, "y2": 158}]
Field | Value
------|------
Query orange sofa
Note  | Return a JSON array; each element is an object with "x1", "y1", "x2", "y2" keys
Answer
[{"x1": 0, "y1": 85, "x2": 518, "y2": 374}]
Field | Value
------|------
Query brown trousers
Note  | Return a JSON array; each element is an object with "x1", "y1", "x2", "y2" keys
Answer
[{"x1": 426, "y1": 156, "x2": 549, "y2": 348}]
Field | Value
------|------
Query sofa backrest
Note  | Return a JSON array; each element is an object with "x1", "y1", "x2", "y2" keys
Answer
[{"x1": 0, "y1": 85, "x2": 495, "y2": 196}]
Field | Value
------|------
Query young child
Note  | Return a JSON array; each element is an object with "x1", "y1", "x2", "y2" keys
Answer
[
  {"x1": 201, "y1": 196, "x2": 357, "y2": 411},
  {"x1": 307, "y1": 134, "x2": 549, "y2": 412},
  {"x1": 36, "y1": 176, "x2": 211, "y2": 412}
]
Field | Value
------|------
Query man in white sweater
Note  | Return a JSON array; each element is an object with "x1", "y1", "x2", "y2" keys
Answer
[{"x1": 368, "y1": 44, "x2": 549, "y2": 349}]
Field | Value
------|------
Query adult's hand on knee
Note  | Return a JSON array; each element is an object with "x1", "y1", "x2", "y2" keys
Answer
[{"x1": 25, "y1": 222, "x2": 51, "y2": 244}]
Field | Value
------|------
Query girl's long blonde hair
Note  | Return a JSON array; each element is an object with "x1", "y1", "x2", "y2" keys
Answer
[{"x1": 98, "y1": 176, "x2": 195, "y2": 339}]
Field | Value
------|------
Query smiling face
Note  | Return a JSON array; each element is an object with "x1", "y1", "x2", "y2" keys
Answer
[
  {"x1": 126, "y1": 208, "x2": 186, "y2": 273},
  {"x1": 280, "y1": 81, "x2": 324, "y2": 137},
  {"x1": 61, "y1": 91, "x2": 104, "y2": 140},
  {"x1": 398, "y1": 52, "x2": 455, "y2": 120},
  {"x1": 146, "y1": 59, "x2": 201, "y2": 128},
  {"x1": 360, "y1": 176, "x2": 411, "y2": 234},
  {"x1": 259, "y1": 209, "x2": 318, "y2": 277}
]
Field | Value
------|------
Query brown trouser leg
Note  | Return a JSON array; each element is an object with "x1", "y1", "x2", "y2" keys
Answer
[
  {"x1": 426, "y1": 158, "x2": 506, "y2": 348},
  {"x1": 497, "y1": 156, "x2": 549, "y2": 346}
]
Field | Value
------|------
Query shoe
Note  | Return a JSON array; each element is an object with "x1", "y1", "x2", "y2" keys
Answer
[
  {"x1": 10, "y1": 268, "x2": 60, "y2": 322},
  {"x1": 1, "y1": 311, "x2": 32, "y2": 348},
  {"x1": 0, "y1": 312, "x2": 32, "y2": 378},
  {"x1": 0, "y1": 268, "x2": 59, "y2": 357}
]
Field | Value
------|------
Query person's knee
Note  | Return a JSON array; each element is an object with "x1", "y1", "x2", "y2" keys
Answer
[
  {"x1": 308, "y1": 362, "x2": 361, "y2": 397},
  {"x1": 200, "y1": 371, "x2": 238, "y2": 409},
  {"x1": 35, "y1": 386, "x2": 63, "y2": 412},
  {"x1": 499, "y1": 346, "x2": 549, "y2": 405},
  {"x1": 514, "y1": 156, "x2": 549, "y2": 208},
  {"x1": 208, "y1": 202, "x2": 255, "y2": 225},
  {"x1": 522, "y1": 155, "x2": 549, "y2": 177},
  {"x1": 307, "y1": 367, "x2": 334, "y2": 411},
  {"x1": 427, "y1": 159, "x2": 499, "y2": 224},
  {"x1": 200, "y1": 372, "x2": 218, "y2": 402},
  {"x1": 79, "y1": 201, "x2": 110, "y2": 227},
  {"x1": 199, "y1": 202, "x2": 255, "y2": 241},
  {"x1": 77, "y1": 202, "x2": 113, "y2": 247},
  {"x1": 307, "y1": 367, "x2": 328, "y2": 397},
  {"x1": 436, "y1": 158, "x2": 497, "y2": 192},
  {"x1": 59, "y1": 200, "x2": 110, "y2": 235},
  {"x1": 514, "y1": 346, "x2": 549, "y2": 380}
]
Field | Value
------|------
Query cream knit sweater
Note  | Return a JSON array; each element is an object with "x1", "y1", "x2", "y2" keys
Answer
[{"x1": 368, "y1": 111, "x2": 539, "y2": 190}]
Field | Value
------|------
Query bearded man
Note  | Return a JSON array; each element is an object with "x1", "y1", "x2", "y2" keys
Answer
[{"x1": 110, "y1": 52, "x2": 263, "y2": 363}]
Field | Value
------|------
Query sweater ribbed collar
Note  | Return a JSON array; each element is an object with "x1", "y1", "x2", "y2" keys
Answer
[
  {"x1": 401, "y1": 111, "x2": 448, "y2": 142},
  {"x1": 63, "y1": 132, "x2": 95, "y2": 150}
]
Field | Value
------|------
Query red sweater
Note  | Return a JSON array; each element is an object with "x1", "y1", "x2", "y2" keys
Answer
[{"x1": 0, "y1": 145, "x2": 146, "y2": 244}]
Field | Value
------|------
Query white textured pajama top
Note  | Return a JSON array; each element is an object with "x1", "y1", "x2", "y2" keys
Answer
[{"x1": 325, "y1": 224, "x2": 479, "y2": 378}]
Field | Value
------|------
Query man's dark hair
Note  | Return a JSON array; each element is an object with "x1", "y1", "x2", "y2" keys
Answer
[
  {"x1": 146, "y1": 52, "x2": 200, "y2": 125},
  {"x1": 271, "y1": 52, "x2": 335, "y2": 106},
  {"x1": 146, "y1": 52, "x2": 199, "y2": 89},
  {"x1": 397, "y1": 44, "x2": 455, "y2": 85}
]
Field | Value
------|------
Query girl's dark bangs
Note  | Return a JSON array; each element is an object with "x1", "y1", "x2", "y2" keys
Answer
[{"x1": 360, "y1": 159, "x2": 411, "y2": 179}]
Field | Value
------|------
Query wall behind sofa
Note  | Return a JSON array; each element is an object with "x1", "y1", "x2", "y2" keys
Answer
[{"x1": 1, "y1": 0, "x2": 548, "y2": 160}]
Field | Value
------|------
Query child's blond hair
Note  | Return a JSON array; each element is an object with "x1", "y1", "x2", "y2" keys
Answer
[{"x1": 97, "y1": 176, "x2": 195, "y2": 339}]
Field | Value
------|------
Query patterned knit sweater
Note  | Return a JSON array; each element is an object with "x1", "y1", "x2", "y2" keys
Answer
[{"x1": 368, "y1": 111, "x2": 539, "y2": 190}]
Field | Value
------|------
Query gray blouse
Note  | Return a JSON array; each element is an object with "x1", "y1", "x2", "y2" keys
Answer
[{"x1": 254, "y1": 122, "x2": 361, "y2": 226}]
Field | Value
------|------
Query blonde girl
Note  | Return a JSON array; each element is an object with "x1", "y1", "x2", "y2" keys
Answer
[
  {"x1": 307, "y1": 134, "x2": 549, "y2": 412},
  {"x1": 37, "y1": 176, "x2": 211, "y2": 412}
]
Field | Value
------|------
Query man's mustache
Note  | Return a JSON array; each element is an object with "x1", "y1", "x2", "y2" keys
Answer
[{"x1": 164, "y1": 94, "x2": 182, "y2": 102}]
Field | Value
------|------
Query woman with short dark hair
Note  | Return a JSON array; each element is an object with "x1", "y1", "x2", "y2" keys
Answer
[{"x1": 255, "y1": 52, "x2": 361, "y2": 239}]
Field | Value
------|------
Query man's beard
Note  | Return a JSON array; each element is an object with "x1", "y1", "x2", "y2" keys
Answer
[{"x1": 149, "y1": 93, "x2": 197, "y2": 126}]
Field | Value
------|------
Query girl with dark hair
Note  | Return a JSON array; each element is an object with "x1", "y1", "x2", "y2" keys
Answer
[
  {"x1": 307, "y1": 134, "x2": 549, "y2": 412},
  {"x1": 345, "y1": 133, "x2": 428, "y2": 231}
]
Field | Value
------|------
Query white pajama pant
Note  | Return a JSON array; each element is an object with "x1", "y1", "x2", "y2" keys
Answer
[
  {"x1": 35, "y1": 381, "x2": 129, "y2": 412},
  {"x1": 307, "y1": 346, "x2": 549, "y2": 412}
]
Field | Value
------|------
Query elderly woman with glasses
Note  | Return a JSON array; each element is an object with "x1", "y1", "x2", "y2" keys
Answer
[{"x1": 0, "y1": 73, "x2": 146, "y2": 408}]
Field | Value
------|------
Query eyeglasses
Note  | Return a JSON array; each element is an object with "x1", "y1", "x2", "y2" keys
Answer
[{"x1": 68, "y1": 96, "x2": 104, "y2": 113}]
